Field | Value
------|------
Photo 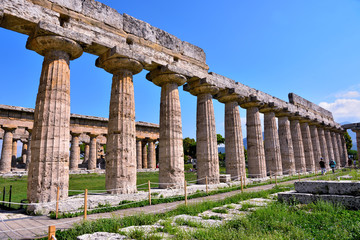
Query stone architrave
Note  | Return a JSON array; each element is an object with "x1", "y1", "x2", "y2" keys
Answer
[
  {"x1": 240, "y1": 103, "x2": 266, "y2": 178},
  {"x1": 300, "y1": 121, "x2": 315, "y2": 172},
  {"x1": 263, "y1": 111, "x2": 282, "y2": 176},
  {"x1": 70, "y1": 132, "x2": 81, "y2": 170},
  {"x1": 325, "y1": 129, "x2": 335, "y2": 163},
  {"x1": 142, "y1": 141, "x2": 148, "y2": 169},
  {"x1": 26, "y1": 35, "x2": 83, "y2": 203},
  {"x1": 96, "y1": 54, "x2": 142, "y2": 194},
  {"x1": 290, "y1": 118, "x2": 306, "y2": 173},
  {"x1": 277, "y1": 116, "x2": 296, "y2": 175},
  {"x1": 309, "y1": 124, "x2": 321, "y2": 171},
  {"x1": 25, "y1": 129, "x2": 32, "y2": 171},
  {"x1": 146, "y1": 68, "x2": 186, "y2": 189},
  {"x1": 88, "y1": 134, "x2": 98, "y2": 170},
  {"x1": 0, "y1": 126, "x2": 16, "y2": 173},
  {"x1": 331, "y1": 131, "x2": 340, "y2": 167},
  {"x1": 136, "y1": 139, "x2": 142, "y2": 169},
  {"x1": 147, "y1": 140, "x2": 156, "y2": 169},
  {"x1": 318, "y1": 127, "x2": 329, "y2": 169},
  {"x1": 11, "y1": 139, "x2": 18, "y2": 168},
  {"x1": 217, "y1": 92, "x2": 246, "y2": 181},
  {"x1": 83, "y1": 143, "x2": 90, "y2": 164},
  {"x1": 189, "y1": 82, "x2": 219, "y2": 184},
  {"x1": 21, "y1": 141, "x2": 28, "y2": 165}
]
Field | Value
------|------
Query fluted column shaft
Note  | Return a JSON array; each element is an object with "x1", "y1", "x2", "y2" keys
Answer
[
  {"x1": 278, "y1": 116, "x2": 295, "y2": 175},
  {"x1": 309, "y1": 125, "x2": 321, "y2": 171},
  {"x1": 224, "y1": 101, "x2": 246, "y2": 180},
  {"x1": 300, "y1": 122, "x2": 315, "y2": 172},
  {"x1": 11, "y1": 139, "x2": 18, "y2": 168},
  {"x1": 136, "y1": 139, "x2": 142, "y2": 169},
  {"x1": 88, "y1": 134, "x2": 98, "y2": 170},
  {"x1": 356, "y1": 131, "x2": 360, "y2": 164},
  {"x1": 318, "y1": 127, "x2": 329, "y2": 169},
  {"x1": 325, "y1": 130, "x2": 335, "y2": 164},
  {"x1": 340, "y1": 133, "x2": 349, "y2": 166},
  {"x1": 336, "y1": 133, "x2": 345, "y2": 167},
  {"x1": 69, "y1": 133, "x2": 80, "y2": 170},
  {"x1": 290, "y1": 119, "x2": 306, "y2": 173},
  {"x1": 264, "y1": 111, "x2": 282, "y2": 175},
  {"x1": 83, "y1": 143, "x2": 89, "y2": 164},
  {"x1": 147, "y1": 140, "x2": 156, "y2": 169},
  {"x1": 0, "y1": 127, "x2": 16, "y2": 173},
  {"x1": 246, "y1": 106, "x2": 266, "y2": 178},
  {"x1": 26, "y1": 35, "x2": 83, "y2": 203},
  {"x1": 142, "y1": 141, "x2": 148, "y2": 169},
  {"x1": 196, "y1": 92, "x2": 219, "y2": 184},
  {"x1": 21, "y1": 141, "x2": 28, "y2": 164},
  {"x1": 25, "y1": 130, "x2": 32, "y2": 171},
  {"x1": 331, "y1": 131, "x2": 340, "y2": 166}
]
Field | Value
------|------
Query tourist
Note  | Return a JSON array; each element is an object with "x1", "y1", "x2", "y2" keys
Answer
[
  {"x1": 319, "y1": 158, "x2": 326, "y2": 175},
  {"x1": 329, "y1": 160, "x2": 336, "y2": 173}
]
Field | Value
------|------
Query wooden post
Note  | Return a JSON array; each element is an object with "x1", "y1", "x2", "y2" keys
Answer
[
  {"x1": 148, "y1": 180, "x2": 151, "y2": 205},
  {"x1": 55, "y1": 186, "x2": 60, "y2": 219},
  {"x1": 84, "y1": 189, "x2": 88, "y2": 220},
  {"x1": 241, "y1": 176, "x2": 244, "y2": 193},
  {"x1": 48, "y1": 225, "x2": 56, "y2": 240},
  {"x1": 244, "y1": 176, "x2": 246, "y2": 188},
  {"x1": 298, "y1": 172, "x2": 301, "y2": 181},
  {"x1": 184, "y1": 180, "x2": 187, "y2": 206},
  {"x1": 205, "y1": 176, "x2": 208, "y2": 194},
  {"x1": 269, "y1": 171, "x2": 272, "y2": 184}
]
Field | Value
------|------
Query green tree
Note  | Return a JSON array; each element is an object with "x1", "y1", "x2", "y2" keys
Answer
[
  {"x1": 344, "y1": 131, "x2": 352, "y2": 152},
  {"x1": 183, "y1": 137, "x2": 196, "y2": 160},
  {"x1": 217, "y1": 134, "x2": 225, "y2": 145}
]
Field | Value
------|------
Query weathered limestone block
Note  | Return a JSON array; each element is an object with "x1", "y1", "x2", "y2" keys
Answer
[
  {"x1": 290, "y1": 119, "x2": 306, "y2": 173},
  {"x1": 243, "y1": 105, "x2": 266, "y2": 178},
  {"x1": 69, "y1": 132, "x2": 81, "y2": 170},
  {"x1": 325, "y1": 130, "x2": 335, "y2": 163},
  {"x1": 88, "y1": 134, "x2": 98, "y2": 170},
  {"x1": 0, "y1": 126, "x2": 16, "y2": 173},
  {"x1": 146, "y1": 68, "x2": 186, "y2": 189},
  {"x1": 136, "y1": 138, "x2": 142, "y2": 169},
  {"x1": 317, "y1": 127, "x2": 329, "y2": 168},
  {"x1": 96, "y1": 54, "x2": 143, "y2": 194},
  {"x1": 189, "y1": 82, "x2": 219, "y2": 184},
  {"x1": 21, "y1": 141, "x2": 28, "y2": 165},
  {"x1": 263, "y1": 111, "x2": 282, "y2": 175},
  {"x1": 300, "y1": 122, "x2": 315, "y2": 172},
  {"x1": 26, "y1": 35, "x2": 83, "y2": 203},
  {"x1": 142, "y1": 140, "x2": 148, "y2": 169},
  {"x1": 11, "y1": 139, "x2": 18, "y2": 168},
  {"x1": 83, "y1": 143, "x2": 89, "y2": 164},
  {"x1": 331, "y1": 131, "x2": 340, "y2": 166},
  {"x1": 147, "y1": 140, "x2": 156, "y2": 169},
  {"x1": 309, "y1": 124, "x2": 321, "y2": 171},
  {"x1": 278, "y1": 116, "x2": 296, "y2": 175},
  {"x1": 295, "y1": 181, "x2": 360, "y2": 196}
]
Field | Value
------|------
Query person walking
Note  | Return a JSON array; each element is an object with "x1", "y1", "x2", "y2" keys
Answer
[
  {"x1": 329, "y1": 159, "x2": 336, "y2": 174},
  {"x1": 319, "y1": 158, "x2": 326, "y2": 175}
]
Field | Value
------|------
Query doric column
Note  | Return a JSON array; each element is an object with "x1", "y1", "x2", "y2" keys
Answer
[
  {"x1": 336, "y1": 132, "x2": 345, "y2": 167},
  {"x1": 340, "y1": 132, "x2": 349, "y2": 165},
  {"x1": 262, "y1": 109, "x2": 282, "y2": 176},
  {"x1": 96, "y1": 52, "x2": 143, "y2": 194},
  {"x1": 215, "y1": 90, "x2": 246, "y2": 181},
  {"x1": 136, "y1": 138, "x2": 142, "y2": 169},
  {"x1": 331, "y1": 131, "x2": 340, "y2": 167},
  {"x1": 147, "y1": 67, "x2": 186, "y2": 188},
  {"x1": 240, "y1": 99, "x2": 266, "y2": 178},
  {"x1": 188, "y1": 80, "x2": 219, "y2": 184},
  {"x1": 11, "y1": 139, "x2": 18, "y2": 168},
  {"x1": 325, "y1": 129, "x2": 335, "y2": 166},
  {"x1": 83, "y1": 143, "x2": 89, "y2": 164},
  {"x1": 21, "y1": 140, "x2": 28, "y2": 165},
  {"x1": 317, "y1": 127, "x2": 329, "y2": 168},
  {"x1": 69, "y1": 132, "x2": 81, "y2": 170},
  {"x1": 355, "y1": 130, "x2": 360, "y2": 164},
  {"x1": 300, "y1": 121, "x2": 315, "y2": 172},
  {"x1": 290, "y1": 118, "x2": 306, "y2": 173},
  {"x1": 277, "y1": 115, "x2": 296, "y2": 175},
  {"x1": 88, "y1": 133, "x2": 98, "y2": 170},
  {"x1": 0, "y1": 126, "x2": 16, "y2": 173},
  {"x1": 142, "y1": 140, "x2": 148, "y2": 169},
  {"x1": 25, "y1": 128, "x2": 32, "y2": 171},
  {"x1": 147, "y1": 139, "x2": 156, "y2": 169},
  {"x1": 309, "y1": 124, "x2": 321, "y2": 171},
  {"x1": 26, "y1": 35, "x2": 83, "y2": 203}
]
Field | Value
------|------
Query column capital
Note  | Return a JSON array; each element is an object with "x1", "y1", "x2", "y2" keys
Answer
[
  {"x1": 96, "y1": 56, "x2": 142, "y2": 75},
  {"x1": 213, "y1": 88, "x2": 242, "y2": 103},
  {"x1": 259, "y1": 102, "x2": 282, "y2": 114},
  {"x1": 239, "y1": 95, "x2": 264, "y2": 109},
  {"x1": 146, "y1": 66, "x2": 187, "y2": 87},
  {"x1": 26, "y1": 35, "x2": 83, "y2": 60},
  {"x1": 1, "y1": 125, "x2": 17, "y2": 132},
  {"x1": 87, "y1": 133, "x2": 99, "y2": 138},
  {"x1": 70, "y1": 131, "x2": 81, "y2": 137},
  {"x1": 185, "y1": 79, "x2": 218, "y2": 96}
]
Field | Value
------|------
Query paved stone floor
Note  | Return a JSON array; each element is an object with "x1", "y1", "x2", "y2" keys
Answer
[{"x1": 0, "y1": 178, "x2": 302, "y2": 239}]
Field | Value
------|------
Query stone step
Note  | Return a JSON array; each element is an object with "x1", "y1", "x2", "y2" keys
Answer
[{"x1": 295, "y1": 181, "x2": 360, "y2": 196}]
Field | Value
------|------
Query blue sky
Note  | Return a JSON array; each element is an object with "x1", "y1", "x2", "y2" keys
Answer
[{"x1": 1, "y1": 0, "x2": 360, "y2": 147}]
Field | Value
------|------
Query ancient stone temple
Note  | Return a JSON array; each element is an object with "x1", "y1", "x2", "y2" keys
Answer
[{"x1": 0, "y1": 0, "x2": 347, "y2": 202}]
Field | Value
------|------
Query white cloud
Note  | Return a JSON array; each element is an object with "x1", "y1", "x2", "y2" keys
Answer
[
  {"x1": 319, "y1": 99, "x2": 360, "y2": 122},
  {"x1": 335, "y1": 91, "x2": 360, "y2": 99}
]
